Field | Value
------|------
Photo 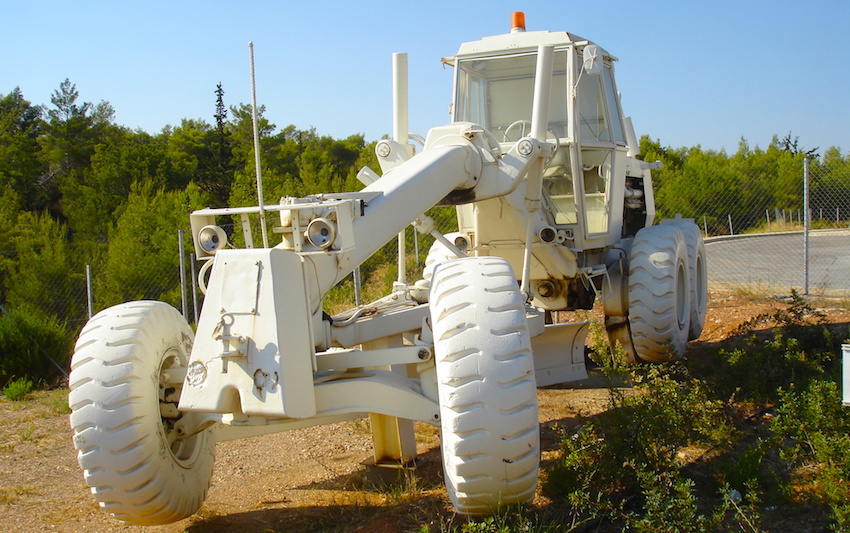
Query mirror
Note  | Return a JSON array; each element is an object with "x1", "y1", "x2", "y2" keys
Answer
[{"x1": 582, "y1": 44, "x2": 603, "y2": 76}]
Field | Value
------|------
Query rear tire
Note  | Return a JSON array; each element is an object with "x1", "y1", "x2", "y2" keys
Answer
[
  {"x1": 628, "y1": 225, "x2": 691, "y2": 362},
  {"x1": 660, "y1": 218, "x2": 707, "y2": 340},
  {"x1": 430, "y1": 257, "x2": 539, "y2": 514},
  {"x1": 69, "y1": 301, "x2": 214, "y2": 525},
  {"x1": 675, "y1": 221, "x2": 708, "y2": 340}
]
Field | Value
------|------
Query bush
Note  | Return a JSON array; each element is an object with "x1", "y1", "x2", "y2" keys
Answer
[
  {"x1": 0, "y1": 307, "x2": 73, "y2": 387},
  {"x1": 692, "y1": 291, "x2": 842, "y2": 404},
  {"x1": 2, "y1": 377, "x2": 33, "y2": 401},
  {"x1": 546, "y1": 294, "x2": 849, "y2": 530},
  {"x1": 772, "y1": 380, "x2": 850, "y2": 529},
  {"x1": 545, "y1": 361, "x2": 736, "y2": 529},
  {"x1": 716, "y1": 328, "x2": 834, "y2": 403}
]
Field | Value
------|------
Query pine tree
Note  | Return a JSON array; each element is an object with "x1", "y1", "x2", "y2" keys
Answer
[{"x1": 197, "y1": 83, "x2": 234, "y2": 207}]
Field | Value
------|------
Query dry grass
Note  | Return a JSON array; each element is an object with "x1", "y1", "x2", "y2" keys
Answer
[{"x1": 0, "y1": 484, "x2": 41, "y2": 504}]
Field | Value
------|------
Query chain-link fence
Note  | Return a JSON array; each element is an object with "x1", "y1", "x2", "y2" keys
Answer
[
  {"x1": 654, "y1": 156, "x2": 850, "y2": 297},
  {"x1": 0, "y1": 236, "x2": 187, "y2": 332},
  {"x1": 44, "y1": 209, "x2": 460, "y2": 330}
]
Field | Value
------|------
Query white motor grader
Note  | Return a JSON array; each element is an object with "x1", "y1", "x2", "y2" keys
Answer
[{"x1": 69, "y1": 12, "x2": 707, "y2": 525}]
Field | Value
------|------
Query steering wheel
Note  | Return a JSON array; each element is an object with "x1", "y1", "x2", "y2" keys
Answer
[{"x1": 503, "y1": 120, "x2": 532, "y2": 142}]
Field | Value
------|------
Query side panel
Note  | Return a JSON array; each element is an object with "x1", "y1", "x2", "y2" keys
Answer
[{"x1": 179, "y1": 248, "x2": 316, "y2": 418}]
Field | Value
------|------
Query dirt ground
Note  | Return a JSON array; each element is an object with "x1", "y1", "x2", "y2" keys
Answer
[{"x1": 1, "y1": 291, "x2": 848, "y2": 533}]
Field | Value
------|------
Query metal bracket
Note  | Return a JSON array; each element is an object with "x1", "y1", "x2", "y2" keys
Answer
[{"x1": 315, "y1": 345, "x2": 431, "y2": 371}]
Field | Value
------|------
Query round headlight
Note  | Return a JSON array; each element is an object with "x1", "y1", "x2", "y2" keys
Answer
[{"x1": 198, "y1": 225, "x2": 227, "y2": 255}]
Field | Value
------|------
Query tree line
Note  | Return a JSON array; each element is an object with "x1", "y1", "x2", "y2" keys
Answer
[
  {"x1": 642, "y1": 135, "x2": 850, "y2": 234},
  {"x1": 0, "y1": 81, "x2": 377, "y2": 384},
  {"x1": 0, "y1": 80, "x2": 847, "y2": 385}
]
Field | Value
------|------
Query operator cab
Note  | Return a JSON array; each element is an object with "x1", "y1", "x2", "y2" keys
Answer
[{"x1": 446, "y1": 13, "x2": 631, "y2": 247}]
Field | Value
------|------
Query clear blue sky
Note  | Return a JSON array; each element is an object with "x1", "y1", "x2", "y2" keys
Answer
[{"x1": 2, "y1": 1, "x2": 847, "y2": 154}]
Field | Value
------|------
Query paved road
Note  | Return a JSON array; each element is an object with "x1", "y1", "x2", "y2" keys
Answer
[{"x1": 705, "y1": 229, "x2": 850, "y2": 295}]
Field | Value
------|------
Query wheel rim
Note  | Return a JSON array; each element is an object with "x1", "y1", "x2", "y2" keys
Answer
[
  {"x1": 695, "y1": 252, "x2": 707, "y2": 314},
  {"x1": 159, "y1": 348, "x2": 203, "y2": 467},
  {"x1": 676, "y1": 259, "x2": 688, "y2": 330}
]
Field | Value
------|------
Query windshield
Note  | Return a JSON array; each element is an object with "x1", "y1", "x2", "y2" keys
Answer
[{"x1": 455, "y1": 51, "x2": 568, "y2": 141}]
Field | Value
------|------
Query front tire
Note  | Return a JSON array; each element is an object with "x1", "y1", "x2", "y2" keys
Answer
[
  {"x1": 429, "y1": 257, "x2": 539, "y2": 514},
  {"x1": 69, "y1": 301, "x2": 214, "y2": 525}
]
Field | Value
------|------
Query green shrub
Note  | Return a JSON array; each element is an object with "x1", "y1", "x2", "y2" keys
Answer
[
  {"x1": 2, "y1": 377, "x2": 33, "y2": 401},
  {"x1": 772, "y1": 380, "x2": 850, "y2": 530},
  {"x1": 430, "y1": 506, "x2": 545, "y2": 533},
  {"x1": 0, "y1": 307, "x2": 74, "y2": 387},
  {"x1": 546, "y1": 361, "x2": 736, "y2": 528},
  {"x1": 717, "y1": 328, "x2": 834, "y2": 403},
  {"x1": 692, "y1": 291, "x2": 841, "y2": 404},
  {"x1": 547, "y1": 294, "x2": 850, "y2": 530}
]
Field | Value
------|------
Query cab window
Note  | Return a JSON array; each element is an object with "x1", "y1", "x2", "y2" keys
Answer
[{"x1": 455, "y1": 52, "x2": 568, "y2": 140}]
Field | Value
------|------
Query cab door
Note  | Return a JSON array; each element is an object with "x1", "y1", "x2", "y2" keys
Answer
[{"x1": 570, "y1": 50, "x2": 628, "y2": 247}]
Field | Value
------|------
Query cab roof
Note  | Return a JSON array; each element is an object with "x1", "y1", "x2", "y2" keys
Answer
[{"x1": 443, "y1": 26, "x2": 615, "y2": 66}]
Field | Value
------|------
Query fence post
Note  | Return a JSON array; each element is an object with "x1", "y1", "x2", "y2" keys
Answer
[
  {"x1": 178, "y1": 229, "x2": 188, "y2": 318},
  {"x1": 413, "y1": 229, "x2": 420, "y2": 268},
  {"x1": 190, "y1": 252, "x2": 200, "y2": 324},
  {"x1": 803, "y1": 157, "x2": 810, "y2": 295},
  {"x1": 765, "y1": 209, "x2": 771, "y2": 232},
  {"x1": 85, "y1": 264, "x2": 93, "y2": 319},
  {"x1": 727, "y1": 214, "x2": 734, "y2": 236},
  {"x1": 353, "y1": 266, "x2": 362, "y2": 306}
]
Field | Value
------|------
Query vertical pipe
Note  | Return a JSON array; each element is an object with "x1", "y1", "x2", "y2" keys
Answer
[
  {"x1": 530, "y1": 45, "x2": 555, "y2": 142},
  {"x1": 521, "y1": 45, "x2": 555, "y2": 296},
  {"x1": 766, "y1": 209, "x2": 771, "y2": 232},
  {"x1": 727, "y1": 214, "x2": 733, "y2": 236},
  {"x1": 178, "y1": 229, "x2": 188, "y2": 318},
  {"x1": 85, "y1": 264, "x2": 93, "y2": 319},
  {"x1": 190, "y1": 252, "x2": 200, "y2": 324},
  {"x1": 803, "y1": 157, "x2": 810, "y2": 295},
  {"x1": 397, "y1": 231, "x2": 407, "y2": 284},
  {"x1": 249, "y1": 42, "x2": 269, "y2": 248},
  {"x1": 392, "y1": 53, "x2": 409, "y2": 145},
  {"x1": 393, "y1": 52, "x2": 409, "y2": 284},
  {"x1": 703, "y1": 215, "x2": 708, "y2": 236}
]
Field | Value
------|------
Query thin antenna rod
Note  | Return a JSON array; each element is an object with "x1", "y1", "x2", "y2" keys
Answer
[{"x1": 249, "y1": 41, "x2": 269, "y2": 248}]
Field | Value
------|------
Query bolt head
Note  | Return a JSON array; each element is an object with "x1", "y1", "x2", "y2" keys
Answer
[
  {"x1": 376, "y1": 141, "x2": 392, "y2": 158},
  {"x1": 518, "y1": 139, "x2": 534, "y2": 156}
]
